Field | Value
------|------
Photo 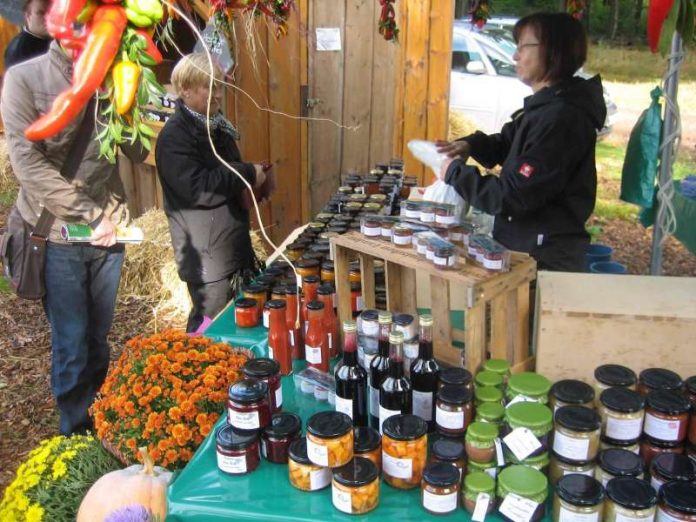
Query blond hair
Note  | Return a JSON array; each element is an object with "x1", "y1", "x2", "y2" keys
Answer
[{"x1": 170, "y1": 53, "x2": 223, "y2": 96}]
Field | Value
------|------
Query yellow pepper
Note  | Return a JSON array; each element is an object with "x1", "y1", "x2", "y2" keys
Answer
[{"x1": 112, "y1": 55, "x2": 141, "y2": 115}]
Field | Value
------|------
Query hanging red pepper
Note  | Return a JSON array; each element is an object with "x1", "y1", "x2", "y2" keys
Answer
[
  {"x1": 647, "y1": 0, "x2": 676, "y2": 52},
  {"x1": 135, "y1": 28, "x2": 164, "y2": 64},
  {"x1": 378, "y1": 0, "x2": 399, "y2": 41},
  {"x1": 46, "y1": 0, "x2": 88, "y2": 40}
]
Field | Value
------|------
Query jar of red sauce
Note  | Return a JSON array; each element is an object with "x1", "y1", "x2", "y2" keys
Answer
[
  {"x1": 644, "y1": 390, "x2": 690, "y2": 443},
  {"x1": 227, "y1": 378, "x2": 271, "y2": 431},
  {"x1": 284, "y1": 284, "x2": 303, "y2": 360},
  {"x1": 243, "y1": 358, "x2": 283, "y2": 413},
  {"x1": 235, "y1": 298, "x2": 259, "y2": 328},
  {"x1": 657, "y1": 481, "x2": 696, "y2": 521},
  {"x1": 301, "y1": 275, "x2": 320, "y2": 334},
  {"x1": 305, "y1": 300, "x2": 329, "y2": 373},
  {"x1": 261, "y1": 412, "x2": 302, "y2": 464},
  {"x1": 267, "y1": 299, "x2": 291, "y2": 376},
  {"x1": 242, "y1": 283, "x2": 268, "y2": 315},
  {"x1": 296, "y1": 258, "x2": 321, "y2": 284},
  {"x1": 216, "y1": 424, "x2": 260, "y2": 475}
]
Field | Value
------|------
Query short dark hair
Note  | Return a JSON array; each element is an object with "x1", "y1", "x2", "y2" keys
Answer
[{"x1": 513, "y1": 12, "x2": 587, "y2": 84}]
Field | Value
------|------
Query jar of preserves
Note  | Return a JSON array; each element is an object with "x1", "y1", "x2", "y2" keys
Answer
[
  {"x1": 434, "y1": 204, "x2": 456, "y2": 225},
  {"x1": 364, "y1": 203, "x2": 383, "y2": 217},
  {"x1": 242, "y1": 282, "x2": 268, "y2": 314},
  {"x1": 414, "y1": 233, "x2": 429, "y2": 256},
  {"x1": 638, "y1": 367, "x2": 683, "y2": 396},
  {"x1": 594, "y1": 364, "x2": 637, "y2": 405},
  {"x1": 306, "y1": 411, "x2": 354, "y2": 467},
  {"x1": 553, "y1": 405, "x2": 601, "y2": 462},
  {"x1": 548, "y1": 452, "x2": 595, "y2": 486},
  {"x1": 296, "y1": 258, "x2": 321, "y2": 283},
  {"x1": 600, "y1": 435, "x2": 641, "y2": 454},
  {"x1": 605, "y1": 476, "x2": 657, "y2": 521},
  {"x1": 331, "y1": 457, "x2": 380, "y2": 515},
  {"x1": 476, "y1": 402, "x2": 505, "y2": 427},
  {"x1": 403, "y1": 201, "x2": 420, "y2": 219},
  {"x1": 419, "y1": 204, "x2": 435, "y2": 223},
  {"x1": 380, "y1": 220, "x2": 394, "y2": 240},
  {"x1": 235, "y1": 298, "x2": 259, "y2": 328},
  {"x1": 421, "y1": 462, "x2": 460, "y2": 515},
  {"x1": 463, "y1": 471, "x2": 496, "y2": 516},
  {"x1": 261, "y1": 412, "x2": 301, "y2": 463},
  {"x1": 475, "y1": 370, "x2": 504, "y2": 390},
  {"x1": 320, "y1": 260, "x2": 335, "y2": 283},
  {"x1": 475, "y1": 385, "x2": 504, "y2": 407},
  {"x1": 287, "y1": 437, "x2": 331, "y2": 491},
  {"x1": 216, "y1": 425, "x2": 260, "y2": 475},
  {"x1": 360, "y1": 216, "x2": 382, "y2": 238},
  {"x1": 553, "y1": 474, "x2": 605, "y2": 522},
  {"x1": 497, "y1": 465, "x2": 548, "y2": 522},
  {"x1": 430, "y1": 438, "x2": 466, "y2": 478},
  {"x1": 468, "y1": 458, "x2": 499, "y2": 479},
  {"x1": 369, "y1": 193, "x2": 387, "y2": 203},
  {"x1": 227, "y1": 378, "x2": 271, "y2": 431},
  {"x1": 640, "y1": 436, "x2": 685, "y2": 469},
  {"x1": 242, "y1": 358, "x2": 283, "y2": 413},
  {"x1": 549, "y1": 379, "x2": 595, "y2": 412},
  {"x1": 391, "y1": 224, "x2": 413, "y2": 247},
  {"x1": 503, "y1": 402, "x2": 553, "y2": 458},
  {"x1": 506, "y1": 372, "x2": 551, "y2": 404},
  {"x1": 644, "y1": 390, "x2": 691, "y2": 443},
  {"x1": 596, "y1": 448, "x2": 644, "y2": 487},
  {"x1": 354, "y1": 426, "x2": 381, "y2": 470},
  {"x1": 650, "y1": 453, "x2": 696, "y2": 492},
  {"x1": 657, "y1": 481, "x2": 696, "y2": 521},
  {"x1": 439, "y1": 367, "x2": 474, "y2": 392},
  {"x1": 307, "y1": 222, "x2": 326, "y2": 235},
  {"x1": 482, "y1": 359, "x2": 511, "y2": 384},
  {"x1": 393, "y1": 313, "x2": 416, "y2": 341},
  {"x1": 436, "y1": 384, "x2": 473, "y2": 436},
  {"x1": 598, "y1": 387, "x2": 645, "y2": 442},
  {"x1": 285, "y1": 241, "x2": 306, "y2": 261},
  {"x1": 504, "y1": 451, "x2": 550, "y2": 473},
  {"x1": 466, "y1": 421, "x2": 499, "y2": 464},
  {"x1": 381, "y1": 414, "x2": 428, "y2": 489}
]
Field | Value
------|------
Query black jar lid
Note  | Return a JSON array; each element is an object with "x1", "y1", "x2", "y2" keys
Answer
[
  {"x1": 306, "y1": 411, "x2": 352, "y2": 439},
  {"x1": 354, "y1": 426, "x2": 381, "y2": 453},
  {"x1": 360, "y1": 309, "x2": 379, "y2": 322},
  {"x1": 594, "y1": 364, "x2": 637, "y2": 387},
  {"x1": 288, "y1": 437, "x2": 311, "y2": 465},
  {"x1": 439, "y1": 367, "x2": 473, "y2": 387},
  {"x1": 271, "y1": 285, "x2": 287, "y2": 297},
  {"x1": 660, "y1": 481, "x2": 696, "y2": 514},
  {"x1": 646, "y1": 389, "x2": 691, "y2": 415},
  {"x1": 243, "y1": 358, "x2": 280, "y2": 378},
  {"x1": 296, "y1": 258, "x2": 321, "y2": 269},
  {"x1": 235, "y1": 297, "x2": 257, "y2": 309},
  {"x1": 327, "y1": 226, "x2": 349, "y2": 235},
  {"x1": 600, "y1": 387, "x2": 645, "y2": 413},
  {"x1": 284, "y1": 284, "x2": 299, "y2": 295},
  {"x1": 254, "y1": 276, "x2": 276, "y2": 288},
  {"x1": 556, "y1": 474, "x2": 604, "y2": 506},
  {"x1": 264, "y1": 266, "x2": 286, "y2": 278},
  {"x1": 303, "y1": 275, "x2": 321, "y2": 285},
  {"x1": 652, "y1": 453, "x2": 696, "y2": 481},
  {"x1": 317, "y1": 284, "x2": 334, "y2": 296},
  {"x1": 266, "y1": 299, "x2": 286, "y2": 310},
  {"x1": 685, "y1": 376, "x2": 696, "y2": 395},
  {"x1": 555, "y1": 405, "x2": 601, "y2": 432},
  {"x1": 393, "y1": 314, "x2": 415, "y2": 326},
  {"x1": 432, "y1": 439, "x2": 466, "y2": 462},
  {"x1": 551, "y1": 380, "x2": 595, "y2": 405},
  {"x1": 382, "y1": 414, "x2": 427, "y2": 441},
  {"x1": 423, "y1": 462, "x2": 460, "y2": 488},
  {"x1": 640, "y1": 368, "x2": 683, "y2": 391},
  {"x1": 216, "y1": 424, "x2": 259, "y2": 451},
  {"x1": 643, "y1": 435, "x2": 684, "y2": 449},
  {"x1": 438, "y1": 384, "x2": 473, "y2": 405},
  {"x1": 332, "y1": 456, "x2": 379, "y2": 487},
  {"x1": 270, "y1": 259, "x2": 291, "y2": 271},
  {"x1": 606, "y1": 476, "x2": 657, "y2": 510},
  {"x1": 321, "y1": 260, "x2": 335, "y2": 270},
  {"x1": 264, "y1": 412, "x2": 302, "y2": 439},
  {"x1": 598, "y1": 448, "x2": 643, "y2": 476},
  {"x1": 306, "y1": 300, "x2": 324, "y2": 311},
  {"x1": 242, "y1": 282, "x2": 268, "y2": 295},
  {"x1": 228, "y1": 378, "x2": 269, "y2": 403}
]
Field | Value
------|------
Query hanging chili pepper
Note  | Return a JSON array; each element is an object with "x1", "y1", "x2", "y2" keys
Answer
[
  {"x1": 647, "y1": 0, "x2": 676, "y2": 52},
  {"x1": 112, "y1": 53, "x2": 141, "y2": 115},
  {"x1": 134, "y1": 28, "x2": 164, "y2": 64},
  {"x1": 378, "y1": 0, "x2": 399, "y2": 41}
]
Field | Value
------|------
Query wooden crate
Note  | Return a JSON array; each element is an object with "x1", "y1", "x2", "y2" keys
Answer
[{"x1": 332, "y1": 232, "x2": 537, "y2": 372}]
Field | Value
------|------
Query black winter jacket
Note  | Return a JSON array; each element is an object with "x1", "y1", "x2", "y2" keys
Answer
[
  {"x1": 155, "y1": 101, "x2": 257, "y2": 283},
  {"x1": 445, "y1": 75, "x2": 607, "y2": 271}
]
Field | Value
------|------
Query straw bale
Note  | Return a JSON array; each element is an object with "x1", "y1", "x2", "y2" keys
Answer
[{"x1": 448, "y1": 110, "x2": 477, "y2": 141}]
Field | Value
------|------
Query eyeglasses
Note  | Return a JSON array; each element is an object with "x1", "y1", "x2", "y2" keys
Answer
[{"x1": 516, "y1": 43, "x2": 540, "y2": 53}]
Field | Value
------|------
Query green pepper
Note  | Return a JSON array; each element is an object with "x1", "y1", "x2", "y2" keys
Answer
[{"x1": 124, "y1": 0, "x2": 163, "y2": 27}]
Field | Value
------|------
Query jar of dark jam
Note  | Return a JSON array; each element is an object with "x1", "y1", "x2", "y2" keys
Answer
[
  {"x1": 421, "y1": 462, "x2": 460, "y2": 515},
  {"x1": 605, "y1": 476, "x2": 657, "y2": 521},
  {"x1": 261, "y1": 412, "x2": 301, "y2": 464},
  {"x1": 430, "y1": 438, "x2": 466, "y2": 478},
  {"x1": 644, "y1": 390, "x2": 690, "y2": 443},
  {"x1": 594, "y1": 364, "x2": 637, "y2": 406},
  {"x1": 439, "y1": 367, "x2": 473, "y2": 392},
  {"x1": 550, "y1": 379, "x2": 595, "y2": 412},
  {"x1": 640, "y1": 435, "x2": 685, "y2": 469},
  {"x1": 436, "y1": 385, "x2": 473, "y2": 436},
  {"x1": 227, "y1": 378, "x2": 271, "y2": 431},
  {"x1": 243, "y1": 358, "x2": 283, "y2": 414},
  {"x1": 657, "y1": 481, "x2": 696, "y2": 521},
  {"x1": 650, "y1": 453, "x2": 696, "y2": 492},
  {"x1": 354, "y1": 426, "x2": 381, "y2": 470},
  {"x1": 216, "y1": 424, "x2": 260, "y2": 475},
  {"x1": 638, "y1": 367, "x2": 683, "y2": 396}
]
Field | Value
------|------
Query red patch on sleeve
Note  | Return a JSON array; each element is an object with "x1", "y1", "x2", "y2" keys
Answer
[{"x1": 518, "y1": 163, "x2": 535, "y2": 178}]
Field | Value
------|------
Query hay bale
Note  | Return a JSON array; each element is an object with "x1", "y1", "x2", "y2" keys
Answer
[{"x1": 448, "y1": 110, "x2": 478, "y2": 141}]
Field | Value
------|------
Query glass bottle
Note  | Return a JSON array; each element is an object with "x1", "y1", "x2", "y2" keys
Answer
[
  {"x1": 410, "y1": 314, "x2": 440, "y2": 432},
  {"x1": 317, "y1": 284, "x2": 339, "y2": 359},
  {"x1": 369, "y1": 311, "x2": 392, "y2": 430},
  {"x1": 305, "y1": 300, "x2": 329, "y2": 373},
  {"x1": 267, "y1": 299, "x2": 291, "y2": 376},
  {"x1": 379, "y1": 330, "x2": 412, "y2": 433},
  {"x1": 284, "y1": 284, "x2": 303, "y2": 360},
  {"x1": 335, "y1": 320, "x2": 368, "y2": 427},
  {"x1": 301, "y1": 275, "x2": 320, "y2": 335}
]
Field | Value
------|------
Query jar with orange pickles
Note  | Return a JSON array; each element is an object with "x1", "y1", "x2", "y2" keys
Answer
[
  {"x1": 381, "y1": 414, "x2": 428, "y2": 489},
  {"x1": 306, "y1": 411, "x2": 354, "y2": 468},
  {"x1": 331, "y1": 457, "x2": 380, "y2": 515},
  {"x1": 287, "y1": 437, "x2": 331, "y2": 492}
]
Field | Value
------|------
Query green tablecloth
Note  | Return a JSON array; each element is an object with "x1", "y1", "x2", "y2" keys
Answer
[
  {"x1": 641, "y1": 180, "x2": 696, "y2": 255},
  {"x1": 203, "y1": 302, "x2": 269, "y2": 356}
]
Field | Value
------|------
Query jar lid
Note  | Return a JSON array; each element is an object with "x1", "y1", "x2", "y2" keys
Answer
[
  {"x1": 606, "y1": 476, "x2": 657, "y2": 510},
  {"x1": 393, "y1": 313, "x2": 414, "y2": 326},
  {"x1": 438, "y1": 384, "x2": 473, "y2": 405},
  {"x1": 284, "y1": 284, "x2": 299, "y2": 296},
  {"x1": 306, "y1": 300, "x2": 325, "y2": 311},
  {"x1": 640, "y1": 368, "x2": 683, "y2": 391},
  {"x1": 382, "y1": 414, "x2": 427, "y2": 441},
  {"x1": 235, "y1": 298, "x2": 257, "y2": 309},
  {"x1": 361, "y1": 309, "x2": 379, "y2": 322},
  {"x1": 288, "y1": 437, "x2": 311, "y2": 465},
  {"x1": 216, "y1": 425, "x2": 259, "y2": 451},
  {"x1": 431, "y1": 439, "x2": 466, "y2": 461},
  {"x1": 354, "y1": 426, "x2": 381, "y2": 453},
  {"x1": 475, "y1": 371, "x2": 503, "y2": 388},
  {"x1": 554, "y1": 405, "x2": 601, "y2": 432},
  {"x1": 243, "y1": 358, "x2": 280, "y2": 378},
  {"x1": 303, "y1": 275, "x2": 321, "y2": 285},
  {"x1": 439, "y1": 367, "x2": 473, "y2": 387},
  {"x1": 266, "y1": 299, "x2": 286, "y2": 310},
  {"x1": 263, "y1": 412, "x2": 301, "y2": 439},
  {"x1": 296, "y1": 258, "x2": 320, "y2": 269},
  {"x1": 242, "y1": 282, "x2": 267, "y2": 294},
  {"x1": 599, "y1": 387, "x2": 645, "y2": 413},
  {"x1": 306, "y1": 411, "x2": 352, "y2": 438},
  {"x1": 598, "y1": 448, "x2": 643, "y2": 476},
  {"x1": 254, "y1": 276, "x2": 276, "y2": 288},
  {"x1": 660, "y1": 481, "x2": 696, "y2": 513},
  {"x1": 316, "y1": 284, "x2": 334, "y2": 296},
  {"x1": 228, "y1": 378, "x2": 269, "y2": 403},
  {"x1": 505, "y1": 402, "x2": 553, "y2": 429},
  {"x1": 550, "y1": 379, "x2": 595, "y2": 405},
  {"x1": 422, "y1": 462, "x2": 460, "y2": 488},
  {"x1": 465, "y1": 421, "x2": 499, "y2": 443},
  {"x1": 327, "y1": 226, "x2": 348, "y2": 234},
  {"x1": 497, "y1": 465, "x2": 548, "y2": 497},
  {"x1": 377, "y1": 311, "x2": 393, "y2": 324},
  {"x1": 419, "y1": 314, "x2": 433, "y2": 327},
  {"x1": 594, "y1": 364, "x2": 637, "y2": 387},
  {"x1": 686, "y1": 376, "x2": 696, "y2": 395},
  {"x1": 646, "y1": 389, "x2": 691, "y2": 415},
  {"x1": 332, "y1": 456, "x2": 379, "y2": 487},
  {"x1": 483, "y1": 359, "x2": 510, "y2": 375},
  {"x1": 477, "y1": 402, "x2": 505, "y2": 421},
  {"x1": 507, "y1": 372, "x2": 551, "y2": 397},
  {"x1": 464, "y1": 471, "x2": 496, "y2": 494},
  {"x1": 556, "y1": 474, "x2": 604, "y2": 506},
  {"x1": 434, "y1": 245, "x2": 455, "y2": 256},
  {"x1": 651, "y1": 453, "x2": 696, "y2": 481},
  {"x1": 475, "y1": 385, "x2": 503, "y2": 403}
]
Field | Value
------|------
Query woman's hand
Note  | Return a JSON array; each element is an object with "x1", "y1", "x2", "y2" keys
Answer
[{"x1": 436, "y1": 139, "x2": 471, "y2": 160}]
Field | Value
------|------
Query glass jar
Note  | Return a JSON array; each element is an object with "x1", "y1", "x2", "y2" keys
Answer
[
  {"x1": 403, "y1": 201, "x2": 420, "y2": 219},
  {"x1": 296, "y1": 258, "x2": 321, "y2": 282},
  {"x1": 476, "y1": 402, "x2": 505, "y2": 427},
  {"x1": 657, "y1": 481, "x2": 696, "y2": 521},
  {"x1": 390, "y1": 313, "x2": 415, "y2": 341},
  {"x1": 430, "y1": 438, "x2": 466, "y2": 478},
  {"x1": 235, "y1": 298, "x2": 259, "y2": 328},
  {"x1": 505, "y1": 451, "x2": 550, "y2": 473},
  {"x1": 227, "y1": 378, "x2": 271, "y2": 431},
  {"x1": 638, "y1": 367, "x2": 683, "y2": 396},
  {"x1": 596, "y1": 448, "x2": 644, "y2": 486},
  {"x1": 644, "y1": 390, "x2": 691, "y2": 442},
  {"x1": 261, "y1": 412, "x2": 301, "y2": 463},
  {"x1": 348, "y1": 264, "x2": 362, "y2": 283},
  {"x1": 594, "y1": 364, "x2": 637, "y2": 405},
  {"x1": 650, "y1": 453, "x2": 696, "y2": 492},
  {"x1": 439, "y1": 367, "x2": 473, "y2": 392},
  {"x1": 549, "y1": 452, "x2": 595, "y2": 486},
  {"x1": 475, "y1": 385, "x2": 504, "y2": 407},
  {"x1": 216, "y1": 425, "x2": 260, "y2": 475},
  {"x1": 421, "y1": 462, "x2": 460, "y2": 515},
  {"x1": 242, "y1": 358, "x2": 283, "y2": 413},
  {"x1": 285, "y1": 241, "x2": 305, "y2": 261},
  {"x1": 380, "y1": 220, "x2": 394, "y2": 240},
  {"x1": 553, "y1": 405, "x2": 602, "y2": 462},
  {"x1": 361, "y1": 216, "x2": 382, "y2": 238},
  {"x1": 482, "y1": 359, "x2": 511, "y2": 384},
  {"x1": 414, "y1": 233, "x2": 429, "y2": 256},
  {"x1": 598, "y1": 387, "x2": 645, "y2": 442},
  {"x1": 467, "y1": 457, "x2": 499, "y2": 479},
  {"x1": 391, "y1": 224, "x2": 413, "y2": 247},
  {"x1": 605, "y1": 476, "x2": 657, "y2": 521},
  {"x1": 640, "y1": 436, "x2": 685, "y2": 469},
  {"x1": 331, "y1": 457, "x2": 380, "y2": 515},
  {"x1": 434, "y1": 204, "x2": 456, "y2": 225},
  {"x1": 504, "y1": 401, "x2": 553, "y2": 458},
  {"x1": 506, "y1": 372, "x2": 552, "y2": 404},
  {"x1": 475, "y1": 370, "x2": 504, "y2": 390},
  {"x1": 497, "y1": 465, "x2": 548, "y2": 522},
  {"x1": 306, "y1": 411, "x2": 354, "y2": 468},
  {"x1": 354, "y1": 426, "x2": 381, "y2": 470},
  {"x1": 436, "y1": 384, "x2": 473, "y2": 436},
  {"x1": 600, "y1": 435, "x2": 641, "y2": 454},
  {"x1": 553, "y1": 474, "x2": 605, "y2": 522},
  {"x1": 419, "y1": 204, "x2": 435, "y2": 224},
  {"x1": 321, "y1": 260, "x2": 335, "y2": 283},
  {"x1": 550, "y1": 379, "x2": 595, "y2": 412},
  {"x1": 242, "y1": 282, "x2": 268, "y2": 314},
  {"x1": 381, "y1": 414, "x2": 428, "y2": 489},
  {"x1": 287, "y1": 437, "x2": 331, "y2": 491},
  {"x1": 463, "y1": 471, "x2": 496, "y2": 516},
  {"x1": 466, "y1": 421, "x2": 499, "y2": 464}
]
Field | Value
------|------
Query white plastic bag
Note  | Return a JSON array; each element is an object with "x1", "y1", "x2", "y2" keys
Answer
[
  {"x1": 407, "y1": 140, "x2": 448, "y2": 177},
  {"x1": 423, "y1": 180, "x2": 468, "y2": 221}
]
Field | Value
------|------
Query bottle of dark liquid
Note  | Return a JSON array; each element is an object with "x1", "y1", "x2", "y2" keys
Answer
[
  {"x1": 379, "y1": 330, "x2": 412, "y2": 433},
  {"x1": 369, "y1": 311, "x2": 392, "y2": 430},
  {"x1": 410, "y1": 314, "x2": 440, "y2": 431},
  {"x1": 334, "y1": 320, "x2": 368, "y2": 426}
]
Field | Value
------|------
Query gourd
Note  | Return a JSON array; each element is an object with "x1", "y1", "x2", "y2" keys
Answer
[{"x1": 77, "y1": 447, "x2": 172, "y2": 521}]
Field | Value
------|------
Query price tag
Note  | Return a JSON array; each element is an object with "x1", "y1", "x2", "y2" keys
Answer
[
  {"x1": 495, "y1": 437, "x2": 506, "y2": 466},
  {"x1": 499, "y1": 493, "x2": 538, "y2": 522},
  {"x1": 503, "y1": 427, "x2": 541, "y2": 462},
  {"x1": 472, "y1": 492, "x2": 491, "y2": 522}
]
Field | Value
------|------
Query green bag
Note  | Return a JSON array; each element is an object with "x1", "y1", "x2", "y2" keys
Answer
[{"x1": 620, "y1": 86, "x2": 663, "y2": 208}]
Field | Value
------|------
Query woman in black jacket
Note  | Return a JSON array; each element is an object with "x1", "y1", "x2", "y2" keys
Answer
[{"x1": 155, "y1": 53, "x2": 268, "y2": 332}]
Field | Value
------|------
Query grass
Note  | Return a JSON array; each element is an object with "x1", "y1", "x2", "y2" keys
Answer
[{"x1": 587, "y1": 43, "x2": 696, "y2": 83}]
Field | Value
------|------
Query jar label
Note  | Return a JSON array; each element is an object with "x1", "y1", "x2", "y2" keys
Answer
[
  {"x1": 332, "y1": 484, "x2": 353, "y2": 514},
  {"x1": 552, "y1": 430, "x2": 591, "y2": 461},
  {"x1": 335, "y1": 394, "x2": 353, "y2": 419},
  {"x1": 356, "y1": 296, "x2": 364, "y2": 311},
  {"x1": 327, "y1": 333, "x2": 333, "y2": 352},
  {"x1": 306, "y1": 437, "x2": 329, "y2": 467},
  {"x1": 309, "y1": 468, "x2": 331, "y2": 491},
  {"x1": 558, "y1": 506, "x2": 601, "y2": 522},
  {"x1": 381, "y1": 229, "x2": 392, "y2": 238},
  {"x1": 503, "y1": 427, "x2": 542, "y2": 462},
  {"x1": 434, "y1": 255, "x2": 448, "y2": 267},
  {"x1": 423, "y1": 489, "x2": 457, "y2": 513},
  {"x1": 275, "y1": 385, "x2": 283, "y2": 408},
  {"x1": 495, "y1": 438, "x2": 506, "y2": 466},
  {"x1": 379, "y1": 404, "x2": 401, "y2": 434},
  {"x1": 483, "y1": 257, "x2": 503, "y2": 270},
  {"x1": 305, "y1": 344, "x2": 322, "y2": 364},
  {"x1": 420, "y1": 212, "x2": 435, "y2": 223},
  {"x1": 216, "y1": 452, "x2": 247, "y2": 474},
  {"x1": 228, "y1": 409, "x2": 260, "y2": 430},
  {"x1": 436, "y1": 405, "x2": 465, "y2": 430},
  {"x1": 426, "y1": 249, "x2": 435, "y2": 261},
  {"x1": 369, "y1": 385, "x2": 380, "y2": 418},
  {"x1": 605, "y1": 415, "x2": 643, "y2": 440},
  {"x1": 644, "y1": 412, "x2": 681, "y2": 441},
  {"x1": 393, "y1": 234, "x2": 411, "y2": 245},
  {"x1": 450, "y1": 231, "x2": 463, "y2": 241},
  {"x1": 382, "y1": 450, "x2": 413, "y2": 479},
  {"x1": 656, "y1": 508, "x2": 684, "y2": 522},
  {"x1": 417, "y1": 243, "x2": 428, "y2": 255},
  {"x1": 412, "y1": 390, "x2": 434, "y2": 421},
  {"x1": 485, "y1": 466, "x2": 498, "y2": 479},
  {"x1": 472, "y1": 492, "x2": 491, "y2": 522},
  {"x1": 288, "y1": 330, "x2": 295, "y2": 346},
  {"x1": 436, "y1": 214, "x2": 456, "y2": 225},
  {"x1": 268, "y1": 345, "x2": 274, "y2": 361},
  {"x1": 404, "y1": 342, "x2": 419, "y2": 359},
  {"x1": 499, "y1": 493, "x2": 538, "y2": 522},
  {"x1": 364, "y1": 226, "x2": 381, "y2": 237},
  {"x1": 363, "y1": 322, "x2": 379, "y2": 336},
  {"x1": 617, "y1": 512, "x2": 656, "y2": 522},
  {"x1": 263, "y1": 309, "x2": 270, "y2": 328}
]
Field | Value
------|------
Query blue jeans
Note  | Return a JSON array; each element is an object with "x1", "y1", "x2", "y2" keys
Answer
[{"x1": 43, "y1": 242, "x2": 124, "y2": 435}]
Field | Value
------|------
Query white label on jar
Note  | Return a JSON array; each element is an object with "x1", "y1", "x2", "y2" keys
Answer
[
  {"x1": 417, "y1": 243, "x2": 427, "y2": 255},
  {"x1": 309, "y1": 467, "x2": 331, "y2": 490},
  {"x1": 483, "y1": 256, "x2": 503, "y2": 270},
  {"x1": 288, "y1": 330, "x2": 295, "y2": 346},
  {"x1": 450, "y1": 231, "x2": 463, "y2": 242},
  {"x1": 364, "y1": 226, "x2": 381, "y2": 237},
  {"x1": 499, "y1": 493, "x2": 538, "y2": 522},
  {"x1": 553, "y1": 430, "x2": 591, "y2": 460},
  {"x1": 382, "y1": 450, "x2": 413, "y2": 479},
  {"x1": 503, "y1": 427, "x2": 542, "y2": 462},
  {"x1": 306, "y1": 437, "x2": 328, "y2": 466},
  {"x1": 379, "y1": 404, "x2": 401, "y2": 434},
  {"x1": 216, "y1": 452, "x2": 247, "y2": 474},
  {"x1": 468, "y1": 245, "x2": 478, "y2": 256},
  {"x1": 558, "y1": 507, "x2": 601, "y2": 522},
  {"x1": 495, "y1": 438, "x2": 506, "y2": 466},
  {"x1": 651, "y1": 475, "x2": 664, "y2": 492},
  {"x1": 423, "y1": 489, "x2": 457, "y2": 513},
  {"x1": 356, "y1": 296, "x2": 364, "y2": 311},
  {"x1": 436, "y1": 214, "x2": 456, "y2": 225},
  {"x1": 393, "y1": 234, "x2": 411, "y2": 245},
  {"x1": 370, "y1": 385, "x2": 380, "y2": 417},
  {"x1": 363, "y1": 322, "x2": 379, "y2": 336},
  {"x1": 263, "y1": 309, "x2": 270, "y2": 328},
  {"x1": 404, "y1": 342, "x2": 419, "y2": 359},
  {"x1": 275, "y1": 385, "x2": 283, "y2": 408},
  {"x1": 426, "y1": 249, "x2": 435, "y2": 261},
  {"x1": 605, "y1": 415, "x2": 644, "y2": 440},
  {"x1": 335, "y1": 394, "x2": 353, "y2": 419},
  {"x1": 332, "y1": 484, "x2": 353, "y2": 514},
  {"x1": 436, "y1": 405, "x2": 465, "y2": 430},
  {"x1": 421, "y1": 212, "x2": 435, "y2": 223},
  {"x1": 327, "y1": 333, "x2": 333, "y2": 352},
  {"x1": 644, "y1": 412, "x2": 681, "y2": 441},
  {"x1": 305, "y1": 344, "x2": 322, "y2": 364},
  {"x1": 472, "y1": 493, "x2": 491, "y2": 522},
  {"x1": 382, "y1": 229, "x2": 392, "y2": 238},
  {"x1": 228, "y1": 409, "x2": 260, "y2": 430},
  {"x1": 434, "y1": 255, "x2": 448, "y2": 267},
  {"x1": 564, "y1": 467, "x2": 595, "y2": 478},
  {"x1": 657, "y1": 508, "x2": 684, "y2": 522},
  {"x1": 617, "y1": 512, "x2": 656, "y2": 522},
  {"x1": 261, "y1": 438, "x2": 267, "y2": 458},
  {"x1": 412, "y1": 390, "x2": 433, "y2": 421}
]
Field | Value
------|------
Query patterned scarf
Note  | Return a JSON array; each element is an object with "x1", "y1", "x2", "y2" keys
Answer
[{"x1": 183, "y1": 104, "x2": 241, "y2": 141}]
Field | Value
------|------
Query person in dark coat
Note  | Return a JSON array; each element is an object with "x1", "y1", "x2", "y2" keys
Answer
[
  {"x1": 155, "y1": 53, "x2": 269, "y2": 332},
  {"x1": 437, "y1": 13, "x2": 606, "y2": 272},
  {"x1": 4, "y1": 0, "x2": 52, "y2": 69}
]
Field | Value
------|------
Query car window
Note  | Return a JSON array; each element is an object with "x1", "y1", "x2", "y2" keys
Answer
[
  {"x1": 479, "y1": 41, "x2": 517, "y2": 77},
  {"x1": 451, "y1": 33, "x2": 483, "y2": 73}
]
